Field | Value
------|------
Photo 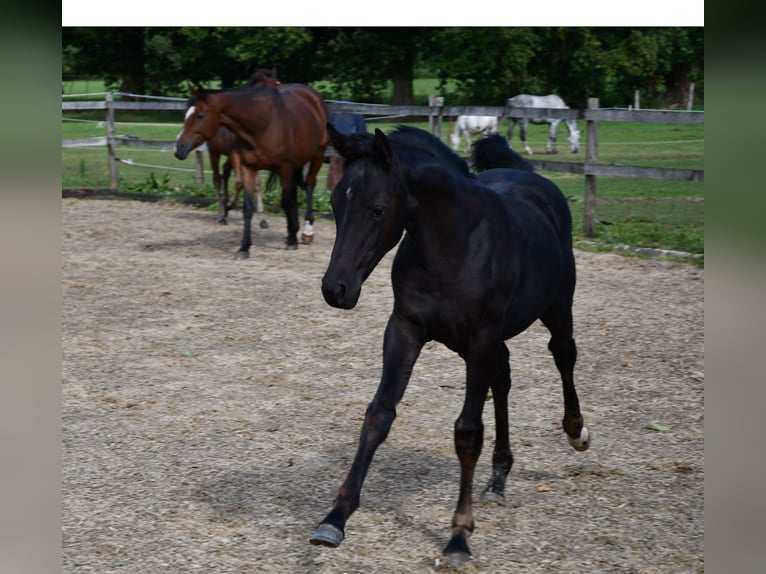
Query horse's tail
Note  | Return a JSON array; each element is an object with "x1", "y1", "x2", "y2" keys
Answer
[
  {"x1": 264, "y1": 166, "x2": 307, "y2": 192},
  {"x1": 471, "y1": 134, "x2": 535, "y2": 173}
]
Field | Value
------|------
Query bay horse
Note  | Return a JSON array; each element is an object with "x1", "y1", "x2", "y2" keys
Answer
[
  {"x1": 175, "y1": 83, "x2": 329, "y2": 257},
  {"x1": 310, "y1": 125, "x2": 590, "y2": 565},
  {"x1": 205, "y1": 68, "x2": 280, "y2": 227},
  {"x1": 205, "y1": 126, "x2": 267, "y2": 228},
  {"x1": 506, "y1": 94, "x2": 581, "y2": 154},
  {"x1": 449, "y1": 114, "x2": 499, "y2": 153}
]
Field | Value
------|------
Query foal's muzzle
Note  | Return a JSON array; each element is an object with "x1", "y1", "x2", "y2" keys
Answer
[{"x1": 321, "y1": 277, "x2": 358, "y2": 309}]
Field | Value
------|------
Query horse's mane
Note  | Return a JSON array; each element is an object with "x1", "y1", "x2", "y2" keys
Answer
[{"x1": 387, "y1": 125, "x2": 474, "y2": 180}]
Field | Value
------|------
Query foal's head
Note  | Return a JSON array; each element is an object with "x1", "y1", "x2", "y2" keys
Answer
[{"x1": 321, "y1": 125, "x2": 410, "y2": 309}]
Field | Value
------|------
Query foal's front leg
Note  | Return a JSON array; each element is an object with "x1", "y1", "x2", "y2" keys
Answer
[{"x1": 310, "y1": 313, "x2": 425, "y2": 548}]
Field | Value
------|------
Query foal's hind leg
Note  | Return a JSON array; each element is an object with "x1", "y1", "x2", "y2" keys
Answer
[
  {"x1": 541, "y1": 305, "x2": 590, "y2": 451},
  {"x1": 480, "y1": 343, "x2": 513, "y2": 504}
]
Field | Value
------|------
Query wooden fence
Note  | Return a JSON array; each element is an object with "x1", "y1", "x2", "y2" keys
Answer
[{"x1": 62, "y1": 94, "x2": 704, "y2": 237}]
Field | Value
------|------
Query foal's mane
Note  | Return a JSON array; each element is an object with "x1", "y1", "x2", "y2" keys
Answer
[{"x1": 387, "y1": 126, "x2": 474, "y2": 180}]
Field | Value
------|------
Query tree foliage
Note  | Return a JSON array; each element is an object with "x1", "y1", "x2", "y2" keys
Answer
[{"x1": 62, "y1": 27, "x2": 703, "y2": 108}]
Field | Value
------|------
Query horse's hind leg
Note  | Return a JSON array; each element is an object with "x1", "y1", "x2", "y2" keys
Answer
[
  {"x1": 280, "y1": 169, "x2": 300, "y2": 249},
  {"x1": 520, "y1": 119, "x2": 533, "y2": 155},
  {"x1": 254, "y1": 172, "x2": 268, "y2": 228},
  {"x1": 301, "y1": 154, "x2": 324, "y2": 244},
  {"x1": 480, "y1": 342, "x2": 513, "y2": 504},
  {"x1": 541, "y1": 302, "x2": 590, "y2": 451}
]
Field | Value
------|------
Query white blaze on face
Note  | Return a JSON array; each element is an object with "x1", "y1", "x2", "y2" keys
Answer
[{"x1": 175, "y1": 107, "x2": 196, "y2": 142}]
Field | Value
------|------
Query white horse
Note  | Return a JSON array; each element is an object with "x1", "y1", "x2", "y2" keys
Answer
[
  {"x1": 506, "y1": 94, "x2": 581, "y2": 154},
  {"x1": 450, "y1": 115, "x2": 499, "y2": 152}
]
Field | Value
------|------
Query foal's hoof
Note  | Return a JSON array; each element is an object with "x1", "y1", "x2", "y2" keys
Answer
[
  {"x1": 235, "y1": 250, "x2": 250, "y2": 260},
  {"x1": 259, "y1": 220, "x2": 269, "y2": 229},
  {"x1": 218, "y1": 218, "x2": 228, "y2": 225},
  {"x1": 285, "y1": 243, "x2": 298, "y2": 251},
  {"x1": 480, "y1": 488, "x2": 506, "y2": 505},
  {"x1": 568, "y1": 426, "x2": 591, "y2": 452},
  {"x1": 443, "y1": 552, "x2": 472, "y2": 568},
  {"x1": 301, "y1": 233, "x2": 314, "y2": 244},
  {"x1": 309, "y1": 524, "x2": 344, "y2": 548}
]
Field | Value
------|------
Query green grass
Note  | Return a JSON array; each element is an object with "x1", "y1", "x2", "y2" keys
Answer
[{"x1": 62, "y1": 88, "x2": 704, "y2": 262}]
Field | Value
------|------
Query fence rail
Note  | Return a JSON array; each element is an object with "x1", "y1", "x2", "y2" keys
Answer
[{"x1": 62, "y1": 94, "x2": 704, "y2": 237}]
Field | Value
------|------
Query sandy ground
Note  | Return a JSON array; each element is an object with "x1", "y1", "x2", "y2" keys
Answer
[{"x1": 62, "y1": 199, "x2": 703, "y2": 573}]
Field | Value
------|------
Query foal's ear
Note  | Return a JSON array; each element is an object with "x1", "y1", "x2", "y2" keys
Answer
[
  {"x1": 373, "y1": 128, "x2": 392, "y2": 167},
  {"x1": 327, "y1": 122, "x2": 348, "y2": 158}
]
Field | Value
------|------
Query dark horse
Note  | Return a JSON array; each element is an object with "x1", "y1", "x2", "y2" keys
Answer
[
  {"x1": 205, "y1": 68, "x2": 280, "y2": 226},
  {"x1": 310, "y1": 125, "x2": 590, "y2": 565},
  {"x1": 174, "y1": 83, "x2": 328, "y2": 257}
]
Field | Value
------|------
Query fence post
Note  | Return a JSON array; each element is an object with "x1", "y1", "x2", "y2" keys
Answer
[
  {"x1": 428, "y1": 95, "x2": 444, "y2": 138},
  {"x1": 194, "y1": 150, "x2": 204, "y2": 186},
  {"x1": 105, "y1": 92, "x2": 118, "y2": 189},
  {"x1": 583, "y1": 97, "x2": 599, "y2": 238}
]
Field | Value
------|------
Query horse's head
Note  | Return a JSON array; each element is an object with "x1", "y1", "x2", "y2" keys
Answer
[
  {"x1": 174, "y1": 86, "x2": 221, "y2": 160},
  {"x1": 321, "y1": 125, "x2": 410, "y2": 309},
  {"x1": 567, "y1": 121, "x2": 581, "y2": 153}
]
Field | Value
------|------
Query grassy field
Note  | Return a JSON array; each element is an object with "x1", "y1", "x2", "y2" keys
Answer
[{"x1": 61, "y1": 84, "x2": 704, "y2": 263}]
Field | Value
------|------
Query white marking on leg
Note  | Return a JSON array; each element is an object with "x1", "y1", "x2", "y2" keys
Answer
[
  {"x1": 302, "y1": 221, "x2": 314, "y2": 237},
  {"x1": 568, "y1": 425, "x2": 590, "y2": 451}
]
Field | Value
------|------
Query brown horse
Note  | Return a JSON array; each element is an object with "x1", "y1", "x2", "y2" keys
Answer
[
  {"x1": 205, "y1": 126, "x2": 267, "y2": 228},
  {"x1": 205, "y1": 68, "x2": 280, "y2": 227},
  {"x1": 175, "y1": 83, "x2": 328, "y2": 257}
]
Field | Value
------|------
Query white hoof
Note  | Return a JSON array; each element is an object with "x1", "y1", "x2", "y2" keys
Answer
[{"x1": 568, "y1": 426, "x2": 590, "y2": 452}]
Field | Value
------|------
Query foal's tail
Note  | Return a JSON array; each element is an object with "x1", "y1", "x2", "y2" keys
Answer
[{"x1": 471, "y1": 134, "x2": 535, "y2": 173}]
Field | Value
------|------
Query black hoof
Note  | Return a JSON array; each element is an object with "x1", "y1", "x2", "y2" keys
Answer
[
  {"x1": 444, "y1": 551, "x2": 472, "y2": 567},
  {"x1": 218, "y1": 218, "x2": 228, "y2": 225},
  {"x1": 309, "y1": 523, "x2": 344, "y2": 547},
  {"x1": 480, "y1": 488, "x2": 506, "y2": 505},
  {"x1": 235, "y1": 250, "x2": 250, "y2": 260},
  {"x1": 260, "y1": 220, "x2": 269, "y2": 229}
]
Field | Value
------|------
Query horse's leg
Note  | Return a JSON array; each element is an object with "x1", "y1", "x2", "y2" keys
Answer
[
  {"x1": 310, "y1": 313, "x2": 425, "y2": 548},
  {"x1": 280, "y1": 168, "x2": 300, "y2": 249},
  {"x1": 301, "y1": 154, "x2": 324, "y2": 244},
  {"x1": 521, "y1": 119, "x2": 533, "y2": 155},
  {"x1": 479, "y1": 342, "x2": 513, "y2": 504},
  {"x1": 236, "y1": 168, "x2": 256, "y2": 259},
  {"x1": 210, "y1": 152, "x2": 227, "y2": 224},
  {"x1": 443, "y1": 341, "x2": 505, "y2": 566},
  {"x1": 547, "y1": 119, "x2": 560, "y2": 154},
  {"x1": 254, "y1": 172, "x2": 269, "y2": 229},
  {"x1": 540, "y1": 297, "x2": 590, "y2": 452},
  {"x1": 506, "y1": 119, "x2": 517, "y2": 150},
  {"x1": 221, "y1": 157, "x2": 233, "y2": 223},
  {"x1": 226, "y1": 152, "x2": 243, "y2": 213}
]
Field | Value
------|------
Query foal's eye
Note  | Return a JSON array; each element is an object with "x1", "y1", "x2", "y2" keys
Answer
[
  {"x1": 195, "y1": 113, "x2": 204, "y2": 120},
  {"x1": 370, "y1": 206, "x2": 386, "y2": 219}
]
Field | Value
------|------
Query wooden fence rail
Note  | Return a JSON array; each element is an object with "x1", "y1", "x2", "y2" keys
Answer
[{"x1": 62, "y1": 94, "x2": 704, "y2": 237}]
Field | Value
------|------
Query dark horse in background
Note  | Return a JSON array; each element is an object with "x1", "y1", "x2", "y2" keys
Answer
[
  {"x1": 310, "y1": 126, "x2": 590, "y2": 565},
  {"x1": 175, "y1": 82, "x2": 328, "y2": 257},
  {"x1": 205, "y1": 68, "x2": 280, "y2": 227}
]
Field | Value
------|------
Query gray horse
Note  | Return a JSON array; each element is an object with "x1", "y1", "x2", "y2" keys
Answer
[{"x1": 506, "y1": 94, "x2": 580, "y2": 154}]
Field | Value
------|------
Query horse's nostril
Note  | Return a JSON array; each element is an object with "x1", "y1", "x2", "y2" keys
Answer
[{"x1": 322, "y1": 278, "x2": 346, "y2": 307}]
